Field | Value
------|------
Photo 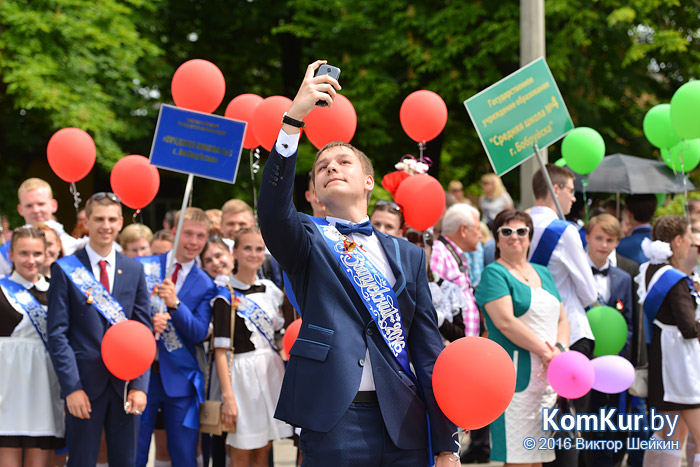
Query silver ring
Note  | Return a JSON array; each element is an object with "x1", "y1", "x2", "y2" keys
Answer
[{"x1": 134, "y1": 410, "x2": 141, "y2": 415}]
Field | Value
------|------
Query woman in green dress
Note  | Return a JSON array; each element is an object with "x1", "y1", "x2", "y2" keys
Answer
[{"x1": 475, "y1": 209, "x2": 569, "y2": 466}]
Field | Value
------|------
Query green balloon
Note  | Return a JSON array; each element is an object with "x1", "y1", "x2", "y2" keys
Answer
[
  {"x1": 587, "y1": 306, "x2": 627, "y2": 357},
  {"x1": 661, "y1": 139, "x2": 700, "y2": 173},
  {"x1": 655, "y1": 193, "x2": 666, "y2": 208},
  {"x1": 561, "y1": 127, "x2": 605, "y2": 175},
  {"x1": 643, "y1": 104, "x2": 681, "y2": 149},
  {"x1": 554, "y1": 158, "x2": 567, "y2": 167},
  {"x1": 670, "y1": 81, "x2": 700, "y2": 140}
]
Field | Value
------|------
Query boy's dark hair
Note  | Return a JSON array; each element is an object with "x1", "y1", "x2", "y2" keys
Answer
[{"x1": 625, "y1": 194, "x2": 657, "y2": 223}]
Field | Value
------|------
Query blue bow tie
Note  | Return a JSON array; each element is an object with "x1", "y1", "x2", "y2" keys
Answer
[{"x1": 335, "y1": 220, "x2": 373, "y2": 237}]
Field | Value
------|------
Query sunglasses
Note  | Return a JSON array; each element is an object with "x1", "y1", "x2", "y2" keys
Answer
[
  {"x1": 405, "y1": 229, "x2": 433, "y2": 247},
  {"x1": 89, "y1": 192, "x2": 121, "y2": 203},
  {"x1": 498, "y1": 226, "x2": 530, "y2": 238},
  {"x1": 375, "y1": 200, "x2": 402, "y2": 213}
]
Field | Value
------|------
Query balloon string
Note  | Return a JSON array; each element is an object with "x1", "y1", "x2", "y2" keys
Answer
[
  {"x1": 70, "y1": 182, "x2": 82, "y2": 215},
  {"x1": 418, "y1": 141, "x2": 426, "y2": 163},
  {"x1": 582, "y1": 176, "x2": 589, "y2": 223},
  {"x1": 250, "y1": 147, "x2": 261, "y2": 221},
  {"x1": 132, "y1": 209, "x2": 141, "y2": 225},
  {"x1": 679, "y1": 147, "x2": 689, "y2": 220}
]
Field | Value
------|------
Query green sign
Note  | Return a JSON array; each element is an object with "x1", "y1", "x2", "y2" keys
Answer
[{"x1": 464, "y1": 58, "x2": 573, "y2": 175}]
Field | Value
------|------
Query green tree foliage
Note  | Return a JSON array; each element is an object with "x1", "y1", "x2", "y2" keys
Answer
[{"x1": 0, "y1": 0, "x2": 163, "y2": 169}]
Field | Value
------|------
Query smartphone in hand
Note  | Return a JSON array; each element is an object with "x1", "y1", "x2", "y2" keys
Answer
[{"x1": 314, "y1": 64, "x2": 341, "y2": 107}]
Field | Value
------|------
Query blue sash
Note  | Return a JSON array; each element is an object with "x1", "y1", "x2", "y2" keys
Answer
[
  {"x1": 310, "y1": 217, "x2": 411, "y2": 374},
  {"x1": 643, "y1": 266, "x2": 690, "y2": 344},
  {"x1": 0, "y1": 242, "x2": 11, "y2": 266},
  {"x1": 530, "y1": 219, "x2": 571, "y2": 266},
  {"x1": 0, "y1": 277, "x2": 48, "y2": 347},
  {"x1": 135, "y1": 255, "x2": 204, "y2": 429},
  {"x1": 56, "y1": 256, "x2": 127, "y2": 325},
  {"x1": 214, "y1": 284, "x2": 278, "y2": 351}
]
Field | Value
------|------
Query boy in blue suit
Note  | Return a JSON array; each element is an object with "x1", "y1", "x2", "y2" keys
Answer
[
  {"x1": 584, "y1": 213, "x2": 635, "y2": 467},
  {"x1": 47, "y1": 193, "x2": 151, "y2": 467},
  {"x1": 258, "y1": 60, "x2": 458, "y2": 466},
  {"x1": 135, "y1": 207, "x2": 216, "y2": 467}
]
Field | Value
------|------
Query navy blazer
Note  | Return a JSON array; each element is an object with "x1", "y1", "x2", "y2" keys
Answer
[
  {"x1": 604, "y1": 265, "x2": 634, "y2": 358},
  {"x1": 617, "y1": 226, "x2": 652, "y2": 265},
  {"x1": 47, "y1": 248, "x2": 151, "y2": 399},
  {"x1": 258, "y1": 147, "x2": 456, "y2": 453},
  {"x1": 154, "y1": 253, "x2": 215, "y2": 398}
]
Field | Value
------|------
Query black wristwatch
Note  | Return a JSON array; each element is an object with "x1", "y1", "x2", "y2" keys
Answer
[
  {"x1": 554, "y1": 342, "x2": 568, "y2": 353},
  {"x1": 168, "y1": 299, "x2": 181, "y2": 313},
  {"x1": 281, "y1": 112, "x2": 305, "y2": 129}
]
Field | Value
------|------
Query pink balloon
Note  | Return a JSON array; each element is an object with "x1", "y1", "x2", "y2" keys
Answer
[
  {"x1": 251, "y1": 96, "x2": 292, "y2": 152},
  {"x1": 399, "y1": 90, "x2": 448, "y2": 143},
  {"x1": 171, "y1": 59, "x2": 226, "y2": 113},
  {"x1": 304, "y1": 94, "x2": 357, "y2": 150},
  {"x1": 225, "y1": 94, "x2": 264, "y2": 149},
  {"x1": 591, "y1": 355, "x2": 635, "y2": 394},
  {"x1": 547, "y1": 351, "x2": 594, "y2": 399},
  {"x1": 46, "y1": 128, "x2": 96, "y2": 183}
]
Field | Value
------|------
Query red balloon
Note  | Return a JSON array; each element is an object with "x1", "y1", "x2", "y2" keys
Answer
[
  {"x1": 46, "y1": 128, "x2": 96, "y2": 183},
  {"x1": 433, "y1": 337, "x2": 516, "y2": 430},
  {"x1": 252, "y1": 96, "x2": 292, "y2": 152},
  {"x1": 283, "y1": 319, "x2": 302, "y2": 357},
  {"x1": 110, "y1": 155, "x2": 160, "y2": 210},
  {"x1": 101, "y1": 321, "x2": 156, "y2": 381},
  {"x1": 225, "y1": 94, "x2": 264, "y2": 149},
  {"x1": 304, "y1": 94, "x2": 357, "y2": 150},
  {"x1": 171, "y1": 59, "x2": 226, "y2": 113},
  {"x1": 394, "y1": 174, "x2": 445, "y2": 230},
  {"x1": 399, "y1": 90, "x2": 448, "y2": 143}
]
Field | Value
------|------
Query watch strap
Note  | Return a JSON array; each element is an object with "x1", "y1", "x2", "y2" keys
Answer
[{"x1": 281, "y1": 112, "x2": 305, "y2": 129}]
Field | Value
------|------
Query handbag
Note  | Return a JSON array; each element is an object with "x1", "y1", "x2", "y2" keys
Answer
[{"x1": 200, "y1": 284, "x2": 237, "y2": 435}]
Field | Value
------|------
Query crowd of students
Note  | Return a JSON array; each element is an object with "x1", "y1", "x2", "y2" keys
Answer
[{"x1": 2, "y1": 60, "x2": 700, "y2": 467}]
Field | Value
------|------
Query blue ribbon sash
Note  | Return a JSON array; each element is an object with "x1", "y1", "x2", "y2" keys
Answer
[
  {"x1": 214, "y1": 284, "x2": 278, "y2": 351},
  {"x1": 0, "y1": 277, "x2": 49, "y2": 347},
  {"x1": 135, "y1": 255, "x2": 205, "y2": 429},
  {"x1": 56, "y1": 256, "x2": 127, "y2": 325},
  {"x1": 0, "y1": 242, "x2": 11, "y2": 266},
  {"x1": 309, "y1": 217, "x2": 412, "y2": 376},
  {"x1": 530, "y1": 219, "x2": 571, "y2": 266},
  {"x1": 643, "y1": 266, "x2": 691, "y2": 344}
]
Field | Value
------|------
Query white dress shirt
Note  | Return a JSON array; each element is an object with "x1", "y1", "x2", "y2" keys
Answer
[
  {"x1": 529, "y1": 206, "x2": 597, "y2": 345},
  {"x1": 587, "y1": 256, "x2": 611, "y2": 304},
  {"x1": 165, "y1": 251, "x2": 195, "y2": 294},
  {"x1": 85, "y1": 243, "x2": 117, "y2": 292}
]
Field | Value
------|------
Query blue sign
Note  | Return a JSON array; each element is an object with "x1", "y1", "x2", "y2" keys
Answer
[{"x1": 149, "y1": 104, "x2": 246, "y2": 183}]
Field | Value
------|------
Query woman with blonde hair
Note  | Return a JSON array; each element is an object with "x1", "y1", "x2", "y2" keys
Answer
[
  {"x1": 480, "y1": 173, "x2": 514, "y2": 228},
  {"x1": 36, "y1": 224, "x2": 62, "y2": 279}
]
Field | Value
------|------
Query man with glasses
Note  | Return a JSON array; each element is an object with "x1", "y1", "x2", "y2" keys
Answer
[
  {"x1": 47, "y1": 192, "x2": 151, "y2": 467},
  {"x1": 529, "y1": 164, "x2": 597, "y2": 466}
]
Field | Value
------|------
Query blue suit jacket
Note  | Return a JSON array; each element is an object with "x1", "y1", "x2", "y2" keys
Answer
[
  {"x1": 258, "y1": 147, "x2": 456, "y2": 453},
  {"x1": 47, "y1": 248, "x2": 151, "y2": 399},
  {"x1": 604, "y1": 265, "x2": 634, "y2": 358},
  {"x1": 617, "y1": 226, "x2": 652, "y2": 265},
  {"x1": 154, "y1": 253, "x2": 215, "y2": 398}
]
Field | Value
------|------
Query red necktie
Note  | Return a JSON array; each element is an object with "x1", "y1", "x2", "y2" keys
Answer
[
  {"x1": 171, "y1": 263, "x2": 182, "y2": 285},
  {"x1": 98, "y1": 260, "x2": 110, "y2": 293}
]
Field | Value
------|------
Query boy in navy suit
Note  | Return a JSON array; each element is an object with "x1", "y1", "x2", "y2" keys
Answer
[
  {"x1": 135, "y1": 207, "x2": 216, "y2": 467},
  {"x1": 584, "y1": 213, "x2": 634, "y2": 467},
  {"x1": 258, "y1": 60, "x2": 457, "y2": 466},
  {"x1": 47, "y1": 193, "x2": 151, "y2": 467}
]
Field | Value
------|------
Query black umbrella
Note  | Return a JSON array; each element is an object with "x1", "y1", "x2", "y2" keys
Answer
[{"x1": 572, "y1": 153, "x2": 696, "y2": 194}]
